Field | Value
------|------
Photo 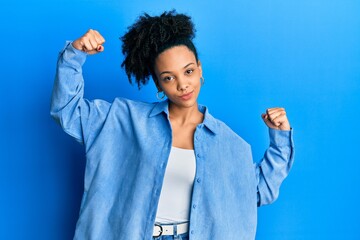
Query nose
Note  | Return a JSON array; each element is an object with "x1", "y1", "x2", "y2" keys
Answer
[{"x1": 177, "y1": 76, "x2": 189, "y2": 92}]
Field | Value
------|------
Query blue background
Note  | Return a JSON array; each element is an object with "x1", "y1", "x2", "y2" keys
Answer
[{"x1": 1, "y1": 0, "x2": 360, "y2": 239}]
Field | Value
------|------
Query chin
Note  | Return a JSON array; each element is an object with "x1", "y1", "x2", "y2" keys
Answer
[
  {"x1": 168, "y1": 89, "x2": 201, "y2": 108},
  {"x1": 170, "y1": 98, "x2": 198, "y2": 108}
]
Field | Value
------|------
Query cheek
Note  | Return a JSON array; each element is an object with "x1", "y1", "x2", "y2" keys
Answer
[
  {"x1": 193, "y1": 74, "x2": 201, "y2": 88},
  {"x1": 161, "y1": 82, "x2": 176, "y2": 95}
]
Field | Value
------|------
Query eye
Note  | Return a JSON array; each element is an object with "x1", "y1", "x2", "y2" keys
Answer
[
  {"x1": 162, "y1": 76, "x2": 174, "y2": 82},
  {"x1": 185, "y1": 69, "x2": 194, "y2": 75}
]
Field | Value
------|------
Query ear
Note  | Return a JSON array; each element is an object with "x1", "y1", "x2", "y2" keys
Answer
[
  {"x1": 154, "y1": 79, "x2": 162, "y2": 92},
  {"x1": 151, "y1": 73, "x2": 162, "y2": 92}
]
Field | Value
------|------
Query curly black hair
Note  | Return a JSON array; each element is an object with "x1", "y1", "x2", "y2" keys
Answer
[{"x1": 121, "y1": 10, "x2": 198, "y2": 89}]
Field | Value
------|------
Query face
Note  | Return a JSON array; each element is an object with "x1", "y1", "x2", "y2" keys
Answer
[{"x1": 154, "y1": 45, "x2": 202, "y2": 109}]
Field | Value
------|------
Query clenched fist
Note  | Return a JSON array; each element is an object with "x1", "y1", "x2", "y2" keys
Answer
[
  {"x1": 72, "y1": 29, "x2": 105, "y2": 55},
  {"x1": 261, "y1": 107, "x2": 291, "y2": 131}
]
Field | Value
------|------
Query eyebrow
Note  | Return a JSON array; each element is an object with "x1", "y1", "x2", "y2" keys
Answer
[{"x1": 159, "y1": 63, "x2": 195, "y2": 76}]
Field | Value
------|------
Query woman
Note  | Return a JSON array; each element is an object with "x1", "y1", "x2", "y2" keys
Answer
[{"x1": 51, "y1": 10, "x2": 294, "y2": 240}]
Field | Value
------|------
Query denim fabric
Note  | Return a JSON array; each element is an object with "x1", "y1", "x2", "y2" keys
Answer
[
  {"x1": 153, "y1": 232, "x2": 189, "y2": 240},
  {"x1": 50, "y1": 42, "x2": 295, "y2": 240}
]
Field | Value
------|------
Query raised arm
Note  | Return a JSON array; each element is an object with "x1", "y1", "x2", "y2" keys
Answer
[
  {"x1": 255, "y1": 107, "x2": 295, "y2": 206},
  {"x1": 50, "y1": 30, "x2": 109, "y2": 145}
]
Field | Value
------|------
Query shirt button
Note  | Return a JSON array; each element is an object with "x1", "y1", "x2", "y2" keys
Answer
[
  {"x1": 196, "y1": 153, "x2": 201, "y2": 158},
  {"x1": 191, "y1": 230, "x2": 195, "y2": 234},
  {"x1": 192, "y1": 204, "x2": 197, "y2": 209},
  {"x1": 197, "y1": 178, "x2": 201, "y2": 183},
  {"x1": 195, "y1": 135, "x2": 199, "y2": 140}
]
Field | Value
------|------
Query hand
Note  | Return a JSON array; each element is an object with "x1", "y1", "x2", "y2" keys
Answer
[
  {"x1": 72, "y1": 29, "x2": 105, "y2": 55},
  {"x1": 261, "y1": 107, "x2": 291, "y2": 131}
]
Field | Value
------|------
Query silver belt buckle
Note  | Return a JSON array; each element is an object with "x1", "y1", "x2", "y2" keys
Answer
[{"x1": 153, "y1": 223, "x2": 163, "y2": 238}]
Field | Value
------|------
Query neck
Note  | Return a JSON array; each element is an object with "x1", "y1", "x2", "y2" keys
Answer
[{"x1": 168, "y1": 101, "x2": 201, "y2": 125}]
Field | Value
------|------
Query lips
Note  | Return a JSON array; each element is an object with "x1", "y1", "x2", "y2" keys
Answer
[{"x1": 179, "y1": 91, "x2": 194, "y2": 101}]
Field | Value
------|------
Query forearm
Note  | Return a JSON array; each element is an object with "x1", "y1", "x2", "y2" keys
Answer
[
  {"x1": 256, "y1": 128, "x2": 295, "y2": 206},
  {"x1": 50, "y1": 41, "x2": 88, "y2": 143},
  {"x1": 51, "y1": 41, "x2": 87, "y2": 115}
]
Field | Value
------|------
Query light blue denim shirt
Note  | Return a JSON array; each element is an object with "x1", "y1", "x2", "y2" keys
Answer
[{"x1": 50, "y1": 42, "x2": 295, "y2": 240}]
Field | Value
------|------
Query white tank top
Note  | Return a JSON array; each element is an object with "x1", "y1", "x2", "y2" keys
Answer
[{"x1": 155, "y1": 146, "x2": 196, "y2": 223}]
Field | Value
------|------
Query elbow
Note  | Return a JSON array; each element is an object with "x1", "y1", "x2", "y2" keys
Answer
[
  {"x1": 257, "y1": 184, "x2": 280, "y2": 207},
  {"x1": 50, "y1": 109, "x2": 62, "y2": 127},
  {"x1": 49, "y1": 101, "x2": 62, "y2": 124}
]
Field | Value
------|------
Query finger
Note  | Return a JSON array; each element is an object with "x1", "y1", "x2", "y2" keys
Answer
[
  {"x1": 273, "y1": 115, "x2": 291, "y2": 130},
  {"x1": 266, "y1": 107, "x2": 285, "y2": 115},
  {"x1": 81, "y1": 30, "x2": 95, "y2": 50},
  {"x1": 93, "y1": 30, "x2": 106, "y2": 44},
  {"x1": 80, "y1": 36, "x2": 93, "y2": 52},
  {"x1": 269, "y1": 117, "x2": 281, "y2": 126},
  {"x1": 87, "y1": 30, "x2": 105, "y2": 52},
  {"x1": 262, "y1": 114, "x2": 279, "y2": 129},
  {"x1": 267, "y1": 107, "x2": 285, "y2": 118},
  {"x1": 84, "y1": 41, "x2": 103, "y2": 54},
  {"x1": 88, "y1": 29, "x2": 104, "y2": 45},
  {"x1": 97, "y1": 45, "x2": 104, "y2": 52},
  {"x1": 72, "y1": 29, "x2": 105, "y2": 53},
  {"x1": 272, "y1": 112, "x2": 287, "y2": 124},
  {"x1": 273, "y1": 113, "x2": 287, "y2": 123},
  {"x1": 89, "y1": 37, "x2": 99, "y2": 50},
  {"x1": 262, "y1": 113, "x2": 274, "y2": 125},
  {"x1": 268, "y1": 110, "x2": 286, "y2": 122},
  {"x1": 263, "y1": 108, "x2": 291, "y2": 130}
]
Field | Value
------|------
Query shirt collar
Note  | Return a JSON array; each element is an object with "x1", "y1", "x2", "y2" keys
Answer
[{"x1": 149, "y1": 99, "x2": 218, "y2": 135}]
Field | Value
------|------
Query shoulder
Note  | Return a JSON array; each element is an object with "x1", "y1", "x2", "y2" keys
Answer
[{"x1": 111, "y1": 97, "x2": 157, "y2": 112}]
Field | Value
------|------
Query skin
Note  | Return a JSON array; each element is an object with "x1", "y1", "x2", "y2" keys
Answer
[
  {"x1": 72, "y1": 29, "x2": 291, "y2": 149},
  {"x1": 153, "y1": 45, "x2": 204, "y2": 149}
]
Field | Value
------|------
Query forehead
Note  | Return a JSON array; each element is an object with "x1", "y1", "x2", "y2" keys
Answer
[{"x1": 154, "y1": 45, "x2": 196, "y2": 72}]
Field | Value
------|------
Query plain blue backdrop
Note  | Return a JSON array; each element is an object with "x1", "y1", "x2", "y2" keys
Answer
[{"x1": 1, "y1": 0, "x2": 359, "y2": 239}]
